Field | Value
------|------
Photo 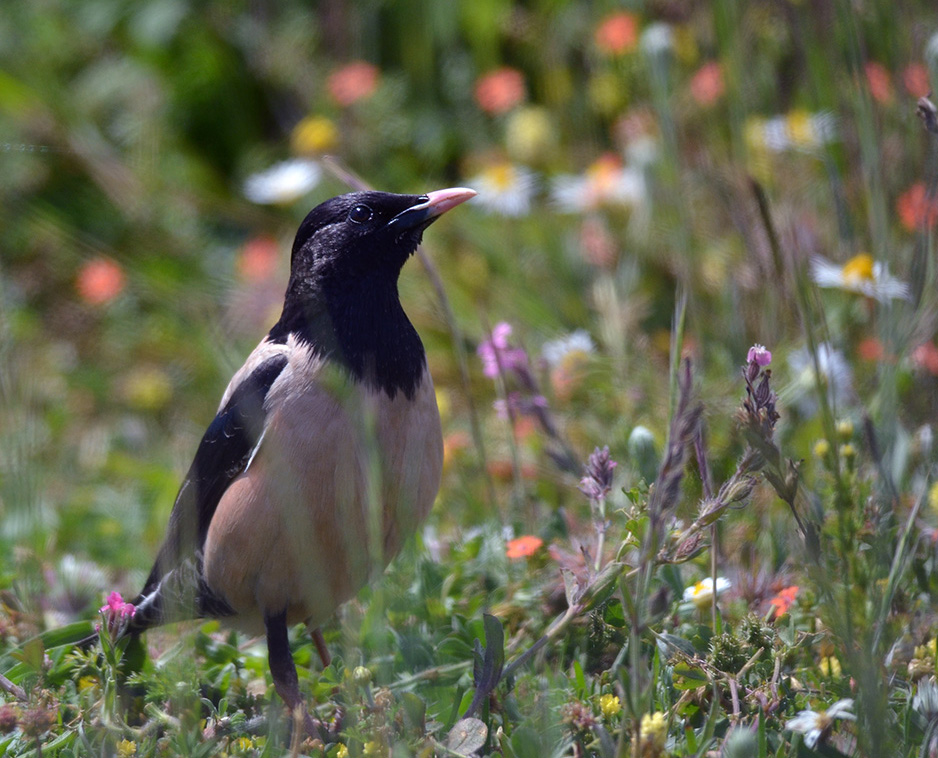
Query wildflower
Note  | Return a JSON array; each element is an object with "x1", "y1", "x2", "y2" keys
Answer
[
  {"x1": 561, "y1": 701, "x2": 596, "y2": 731},
  {"x1": 77, "y1": 257, "x2": 126, "y2": 306},
  {"x1": 929, "y1": 482, "x2": 938, "y2": 515},
  {"x1": 506, "y1": 535, "x2": 543, "y2": 559},
  {"x1": 751, "y1": 110, "x2": 837, "y2": 153},
  {"x1": 819, "y1": 656, "x2": 842, "y2": 678},
  {"x1": 117, "y1": 739, "x2": 137, "y2": 757},
  {"x1": 913, "y1": 342, "x2": 938, "y2": 376},
  {"x1": 327, "y1": 61, "x2": 379, "y2": 106},
  {"x1": 552, "y1": 154, "x2": 645, "y2": 212},
  {"x1": 857, "y1": 337, "x2": 884, "y2": 362},
  {"x1": 897, "y1": 182, "x2": 938, "y2": 231},
  {"x1": 290, "y1": 115, "x2": 339, "y2": 154},
  {"x1": 17, "y1": 704, "x2": 56, "y2": 739},
  {"x1": 628, "y1": 426, "x2": 660, "y2": 483},
  {"x1": 594, "y1": 12, "x2": 639, "y2": 56},
  {"x1": 542, "y1": 330, "x2": 595, "y2": 367},
  {"x1": 683, "y1": 577, "x2": 731, "y2": 610},
  {"x1": 474, "y1": 68, "x2": 525, "y2": 115},
  {"x1": 769, "y1": 585, "x2": 798, "y2": 618},
  {"x1": 122, "y1": 366, "x2": 173, "y2": 411},
  {"x1": 243, "y1": 159, "x2": 321, "y2": 205},
  {"x1": 335, "y1": 745, "x2": 350, "y2": 758},
  {"x1": 690, "y1": 61, "x2": 725, "y2": 106},
  {"x1": 465, "y1": 162, "x2": 537, "y2": 217},
  {"x1": 238, "y1": 236, "x2": 280, "y2": 281},
  {"x1": 640, "y1": 23, "x2": 674, "y2": 58},
  {"x1": 813, "y1": 440, "x2": 830, "y2": 458},
  {"x1": 788, "y1": 343, "x2": 854, "y2": 416},
  {"x1": 477, "y1": 322, "x2": 528, "y2": 378},
  {"x1": 352, "y1": 666, "x2": 373, "y2": 685},
  {"x1": 505, "y1": 106, "x2": 556, "y2": 163},
  {"x1": 864, "y1": 62, "x2": 893, "y2": 104},
  {"x1": 98, "y1": 591, "x2": 136, "y2": 641},
  {"x1": 903, "y1": 64, "x2": 931, "y2": 97},
  {"x1": 639, "y1": 711, "x2": 668, "y2": 754},
  {"x1": 810, "y1": 253, "x2": 910, "y2": 302},
  {"x1": 579, "y1": 446, "x2": 618, "y2": 501},
  {"x1": 747, "y1": 344, "x2": 772, "y2": 367},
  {"x1": 599, "y1": 693, "x2": 621, "y2": 719},
  {"x1": 785, "y1": 698, "x2": 855, "y2": 749}
]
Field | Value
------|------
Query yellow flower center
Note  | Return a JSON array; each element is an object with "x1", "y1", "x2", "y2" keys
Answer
[
  {"x1": 786, "y1": 109, "x2": 816, "y2": 145},
  {"x1": 841, "y1": 253, "x2": 875, "y2": 283},
  {"x1": 483, "y1": 162, "x2": 517, "y2": 191},
  {"x1": 291, "y1": 115, "x2": 339, "y2": 154}
]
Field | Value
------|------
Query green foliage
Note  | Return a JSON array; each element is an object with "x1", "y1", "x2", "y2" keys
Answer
[{"x1": 2, "y1": 0, "x2": 938, "y2": 755}]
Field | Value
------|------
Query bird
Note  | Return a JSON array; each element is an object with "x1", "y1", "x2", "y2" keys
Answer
[{"x1": 115, "y1": 187, "x2": 475, "y2": 736}]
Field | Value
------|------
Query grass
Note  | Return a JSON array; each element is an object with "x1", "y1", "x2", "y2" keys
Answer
[{"x1": 2, "y1": 0, "x2": 938, "y2": 756}]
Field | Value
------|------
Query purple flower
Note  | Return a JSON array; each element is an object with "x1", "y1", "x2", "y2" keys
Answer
[
  {"x1": 579, "y1": 445, "x2": 618, "y2": 500},
  {"x1": 747, "y1": 344, "x2": 772, "y2": 367},
  {"x1": 98, "y1": 591, "x2": 136, "y2": 641},
  {"x1": 478, "y1": 322, "x2": 529, "y2": 378}
]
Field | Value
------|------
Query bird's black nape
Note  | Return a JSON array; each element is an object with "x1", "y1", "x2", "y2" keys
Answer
[{"x1": 270, "y1": 188, "x2": 475, "y2": 399}]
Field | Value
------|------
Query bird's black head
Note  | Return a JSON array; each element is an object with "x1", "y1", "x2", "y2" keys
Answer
[
  {"x1": 288, "y1": 189, "x2": 476, "y2": 288},
  {"x1": 271, "y1": 188, "x2": 475, "y2": 398}
]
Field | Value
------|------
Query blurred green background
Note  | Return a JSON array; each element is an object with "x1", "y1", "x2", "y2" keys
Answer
[{"x1": 1, "y1": 0, "x2": 937, "y2": 642}]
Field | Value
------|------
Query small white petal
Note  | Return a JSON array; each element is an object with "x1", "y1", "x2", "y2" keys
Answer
[{"x1": 243, "y1": 159, "x2": 321, "y2": 205}]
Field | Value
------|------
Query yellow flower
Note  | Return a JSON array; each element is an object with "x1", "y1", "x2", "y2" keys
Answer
[
  {"x1": 785, "y1": 109, "x2": 816, "y2": 146},
  {"x1": 820, "y1": 656, "x2": 842, "y2": 678},
  {"x1": 813, "y1": 439, "x2": 831, "y2": 458},
  {"x1": 600, "y1": 693, "x2": 621, "y2": 719},
  {"x1": 840, "y1": 443, "x2": 856, "y2": 460},
  {"x1": 835, "y1": 419, "x2": 854, "y2": 440},
  {"x1": 78, "y1": 675, "x2": 98, "y2": 692},
  {"x1": 640, "y1": 711, "x2": 668, "y2": 753},
  {"x1": 928, "y1": 482, "x2": 938, "y2": 515},
  {"x1": 291, "y1": 115, "x2": 339, "y2": 154},
  {"x1": 363, "y1": 740, "x2": 386, "y2": 757},
  {"x1": 233, "y1": 737, "x2": 255, "y2": 752},
  {"x1": 505, "y1": 106, "x2": 556, "y2": 163},
  {"x1": 116, "y1": 740, "x2": 137, "y2": 758},
  {"x1": 335, "y1": 746, "x2": 349, "y2": 758}
]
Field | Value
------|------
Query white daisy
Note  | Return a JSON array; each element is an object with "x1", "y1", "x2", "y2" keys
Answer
[
  {"x1": 785, "y1": 698, "x2": 855, "y2": 749},
  {"x1": 811, "y1": 253, "x2": 910, "y2": 302},
  {"x1": 758, "y1": 110, "x2": 838, "y2": 153},
  {"x1": 552, "y1": 154, "x2": 645, "y2": 212},
  {"x1": 787, "y1": 343, "x2": 854, "y2": 416},
  {"x1": 682, "y1": 576, "x2": 731, "y2": 610},
  {"x1": 640, "y1": 22, "x2": 674, "y2": 58},
  {"x1": 243, "y1": 158, "x2": 321, "y2": 205},
  {"x1": 541, "y1": 330, "x2": 595, "y2": 367},
  {"x1": 466, "y1": 162, "x2": 537, "y2": 217}
]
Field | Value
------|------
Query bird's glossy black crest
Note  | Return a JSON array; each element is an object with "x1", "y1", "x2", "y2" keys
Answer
[{"x1": 270, "y1": 191, "x2": 435, "y2": 399}]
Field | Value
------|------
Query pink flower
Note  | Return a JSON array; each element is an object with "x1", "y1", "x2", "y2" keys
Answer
[
  {"x1": 903, "y1": 64, "x2": 931, "y2": 97},
  {"x1": 99, "y1": 591, "x2": 136, "y2": 641},
  {"x1": 594, "y1": 12, "x2": 639, "y2": 56},
  {"x1": 478, "y1": 322, "x2": 529, "y2": 378},
  {"x1": 897, "y1": 183, "x2": 938, "y2": 232},
  {"x1": 747, "y1": 344, "x2": 772, "y2": 366},
  {"x1": 864, "y1": 62, "x2": 893, "y2": 105},
  {"x1": 77, "y1": 258, "x2": 126, "y2": 306}
]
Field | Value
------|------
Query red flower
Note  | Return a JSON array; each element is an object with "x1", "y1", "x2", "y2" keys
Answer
[
  {"x1": 474, "y1": 68, "x2": 525, "y2": 115},
  {"x1": 903, "y1": 64, "x2": 931, "y2": 97},
  {"x1": 506, "y1": 535, "x2": 543, "y2": 559},
  {"x1": 690, "y1": 62, "x2": 725, "y2": 107},
  {"x1": 327, "y1": 61, "x2": 379, "y2": 107},
  {"x1": 594, "y1": 12, "x2": 639, "y2": 56},
  {"x1": 864, "y1": 62, "x2": 893, "y2": 105},
  {"x1": 897, "y1": 182, "x2": 938, "y2": 232},
  {"x1": 769, "y1": 585, "x2": 799, "y2": 619},
  {"x1": 857, "y1": 337, "x2": 884, "y2": 362},
  {"x1": 76, "y1": 257, "x2": 126, "y2": 305}
]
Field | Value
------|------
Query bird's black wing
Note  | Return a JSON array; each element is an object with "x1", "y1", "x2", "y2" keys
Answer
[{"x1": 132, "y1": 353, "x2": 289, "y2": 627}]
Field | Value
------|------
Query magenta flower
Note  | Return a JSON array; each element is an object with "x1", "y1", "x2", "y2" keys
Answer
[
  {"x1": 98, "y1": 591, "x2": 136, "y2": 641},
  {"x1": 478, "y1": 322, "x2": 529, "y2": 378},
  {"x1": 747, "y1": 344, "x2": 772, "y2": 367}
]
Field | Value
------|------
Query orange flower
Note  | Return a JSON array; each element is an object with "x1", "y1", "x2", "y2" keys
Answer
[
  {"x1": 327, "y1": 61, "x2": 379, "y2": 107},
  {"x1": 903, "y1": 64, "x2": 931, "y2": 97},
  {"x1": 76, "y1": 257, "x2": 126, "y2": 305},
  {"x1": 769, "y1": 585, "x2": 799, "y2": 619},
  {"x1": 238, "y1": 236, "x2": 279, "y2": 281},
  {"x1": 864, "y1": 62, "x2": 893, "y2": 105},
  {"x1": 897, "y1": 182, "x2": 938, "y2": 232},
  {"x1": 857, "y1": 337, "x2": 884, "y2": 362},
  {"x1": 595, "y1": 12, "x2": 639, "y2": 56},
  {"x1": 474, "y1": 68, "x2": 525, "y2": 115},
  {"x1": 690, "y1": 61, "x2": 724, "y2": 107},
  {"x1": 506, "y1": 535, "x2": 543, "y2": 559}
]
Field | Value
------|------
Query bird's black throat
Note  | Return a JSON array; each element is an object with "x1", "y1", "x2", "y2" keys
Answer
[{"x1": 269, "y1": 274, "x2": 426, "y2": 400}]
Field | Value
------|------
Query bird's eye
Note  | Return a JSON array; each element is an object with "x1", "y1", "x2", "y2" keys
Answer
[{"x1": 348, "y1": 204, "x2": 373, "y2": 224}]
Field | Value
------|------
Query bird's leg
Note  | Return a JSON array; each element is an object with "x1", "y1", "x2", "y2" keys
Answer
[
  {"x1": 264, "y1": 610, "x2": 323, "y2": 742},
  {"x1": 307, "y1": 623, "x2": 332, "y2": 668}
]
